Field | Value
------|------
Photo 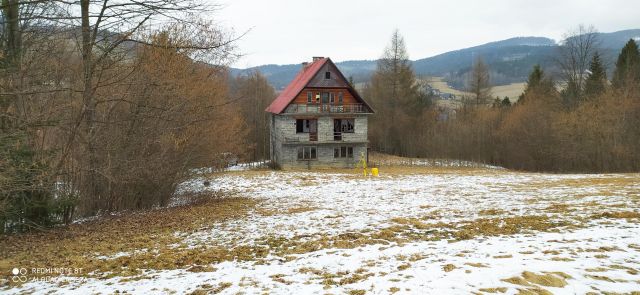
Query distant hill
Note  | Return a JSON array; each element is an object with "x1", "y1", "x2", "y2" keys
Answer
[
  {"x1": 232, "y1": 29, "x2": 640, "y2": 91},
  {"x1": 413, "y1": 37, "x2": 558, "y2": 88}
]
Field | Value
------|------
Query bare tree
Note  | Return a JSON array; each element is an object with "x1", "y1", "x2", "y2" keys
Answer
[
  {"x1": 1, "y1": 0, "x2": 244, "y2": 230},
  {"x1": 230, "y1": 70, "x2": 276, "y2": 162},
  {"x1": 467, "y1": 56, "x2": 492, "y2": 106},
  {"x1": 557, "y1": 24, "x2": 600, "y2": 106}
]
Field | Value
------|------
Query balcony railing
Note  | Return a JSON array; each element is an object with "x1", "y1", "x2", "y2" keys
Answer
[
  {"x1": 283, "y1": 131, "x2": 364, "y2": 143},
  {"x1": 286, "y1": 103, "x2": 367, "y2": 114}
]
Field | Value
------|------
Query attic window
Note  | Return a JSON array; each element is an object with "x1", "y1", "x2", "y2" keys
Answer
[{"x1": 324, "y1": 71, "x2": 331, "y2": 79}]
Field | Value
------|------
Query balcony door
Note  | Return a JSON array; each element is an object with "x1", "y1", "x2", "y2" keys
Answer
[
  {"x1": 321, "y1": 92, "x2": 330, "y2": 112},
  {"x1": 309, "y1": 119, "x2": 318, "y2": 141}
]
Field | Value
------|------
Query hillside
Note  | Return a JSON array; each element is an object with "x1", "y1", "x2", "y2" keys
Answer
[{"x1": 232, "y1": 29, "x2": 640, "y2": 90}]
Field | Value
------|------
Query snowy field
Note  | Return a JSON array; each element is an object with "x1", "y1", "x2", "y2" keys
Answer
[{"x1": 5, "y1": 167, "x2": 640, "y2": 294}]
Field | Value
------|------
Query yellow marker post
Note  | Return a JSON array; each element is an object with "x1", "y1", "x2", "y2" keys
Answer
[{"x1": 359, "y1": 151, "x2": 367, "y2": 176}]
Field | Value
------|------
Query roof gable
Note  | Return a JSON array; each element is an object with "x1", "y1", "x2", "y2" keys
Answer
[
  {"x1": 306, "y1": 62, "x2": 349, "y2": 88},
  {"x1": 265, "y1": 57, "x2": 373, "y2": 114}
]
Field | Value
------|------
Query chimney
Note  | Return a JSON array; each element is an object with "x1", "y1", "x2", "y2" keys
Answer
[{"x1": 312, "y1": 56, "x2": 324, "y2": 62}]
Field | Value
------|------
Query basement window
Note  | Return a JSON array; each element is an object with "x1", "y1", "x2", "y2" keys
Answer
[
  {"x1": 334, "y1": 146, "x2": 353, "y2": 158},
  {"x1": 325, "y1": 71, "x2": 331, "y2": 79},
  {"x1": 298, "y1": 146, "x2": 317, "y2": 160}
]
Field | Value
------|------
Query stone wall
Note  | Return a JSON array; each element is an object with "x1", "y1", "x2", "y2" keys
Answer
[{"x1": 270, "y1": 114, "x2": 370, "y2": 169}]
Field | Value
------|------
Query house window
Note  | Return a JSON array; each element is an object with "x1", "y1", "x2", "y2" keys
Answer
[
  {"x1": 325, "y1": 71, "x2": 331, "y2": 79},
  {"x1": 307, "y1": 91, "x2": 312, "y2": 103},
  {"x1": 298, "y1": 146, "x2": 317, "y2": 160},
  {"x1": 330, "y1": 93, "x2": 335, "y2": 104},
  {"x1": 338, "y1": 92, "x2": 343, "y2": 103},
  {"x1": 334, "y1": 119, "x2": 355, "y2": 133},
  {"x1": 296, "y1": 119, "x2": 317, "y2": 133},
  {"x1": 334, "y1": 146, "x2": 354, "y2": 158},
  {"x1": 321, "y1": 92, "x2": 330, "y2": 104}
]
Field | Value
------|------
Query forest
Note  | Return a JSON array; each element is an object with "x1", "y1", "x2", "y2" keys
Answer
[
  {"x1": 0, "y1": 0, "x2": 638, "y2": 234},
  {"x1": 364, "y1": 27, "x2": 640, "y2": 173}
]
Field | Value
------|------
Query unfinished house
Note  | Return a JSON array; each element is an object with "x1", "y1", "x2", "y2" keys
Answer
[{"x1": 266, "y1": 57, "x2": 374, "y2": 169}]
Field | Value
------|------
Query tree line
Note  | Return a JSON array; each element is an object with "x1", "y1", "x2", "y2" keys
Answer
[
  {"x1": 365, "y1": 26, "x2": 640, "y2": 172},
  {"x1": 0, "y1": 0, "x2": 274, "y2": 233}
]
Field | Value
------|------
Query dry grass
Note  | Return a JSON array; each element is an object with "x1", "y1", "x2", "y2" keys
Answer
[
  {"x1": 397, "y1": 263, "x2": 411, "y2": 271},
  {"x1": 545, "y1": 203, "x2": 573, "y2": 213},
  {"x1": 502, "y1": 276, "x2": 530, "y2": 286},
  {"x1": 584, "y1": 274, "x2": 617, "y2": 282},
  {"x1": 492, "y1": 83, "x2": 527, "y2": 101},
  {"x1": 479, "y1": 209, "x2": 506, "y2": 216},
  {"x1": 419, "y1": 77, "x2": 525, "y2": 102},
  {"x1": 501, "y1": 271, "x2": 569, "y2": 289},
  {"x1": 493, "y1": 255, "x2": 513, "y2": 259},
  {"x1": 479, "y1": 287, "x2": 508, "y2": 293},
  {"x1": 453, "y1": 216, "x2": 569, "y2": 240},
  {"x1": 593, "y1": 211, "x2": 640, "y2": 219},
  {"x1": 0, "y1": 196, "x2": 259, "y2": 281},
  {"x1": 521, "y1": 271, "x2": 568, "y2": 287},
  {"x1": 443, "y1": 264, "x2": 457, "y2": 272},
  {"x1": 465, "y1": 262, "x2": 489, "y2": 268},
  {"x1": 516, "y1": 287, "x2": 553, "y2": 295},
  {"x1": 298, "y1": 267, "x2": 374, "y2": 288},
  {"x1": 257, "y1": 204, "x2": 319, "y2": 216}
]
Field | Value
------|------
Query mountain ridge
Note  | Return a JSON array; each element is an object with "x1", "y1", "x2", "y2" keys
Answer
[{"x1": 232, "y1": 29, "x2": 640, "y2": 90}]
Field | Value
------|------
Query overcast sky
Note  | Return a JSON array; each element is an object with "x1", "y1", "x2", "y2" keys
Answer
[{"x1": 214, "y1": 0, "x2": 640, "y2": 68}]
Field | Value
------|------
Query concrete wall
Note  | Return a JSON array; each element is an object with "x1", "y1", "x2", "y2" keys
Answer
[{"x1": 270, "y1": 114, "x2": 370, "y2": 169}]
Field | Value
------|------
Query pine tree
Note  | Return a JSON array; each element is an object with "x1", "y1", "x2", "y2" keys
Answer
[
  {"x1": 501, "y1": 97, "x2": 511, "y2": 107},
  {"x1": 584, "y1": 52, "x2": 607, "y2": 98},
  {"x1": 519, "y1": 65, "x2": 556, "y2": 104},
  {"x1": 612, "y1": 39, "x2": 640, "y2": 89}
]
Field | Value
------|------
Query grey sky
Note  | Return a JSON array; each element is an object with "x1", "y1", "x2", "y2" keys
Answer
[{"x1": 214, "y1": 0, "x2": 640, "y2": 68}]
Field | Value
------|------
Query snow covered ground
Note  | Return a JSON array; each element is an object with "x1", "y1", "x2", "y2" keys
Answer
[{"x1": 7, "y1": 167, "x2": 640, "y2": 294}]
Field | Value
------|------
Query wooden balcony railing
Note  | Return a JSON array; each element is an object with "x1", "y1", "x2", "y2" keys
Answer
[
  {"x1": 283, "y1": 131, "x2": 363, "y2": 143},
  {"x1": 286, "y1": 103, "x2": 367, "y2": 114}
]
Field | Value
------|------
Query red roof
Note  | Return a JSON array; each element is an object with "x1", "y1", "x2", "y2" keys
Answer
[{"x1": 265, "y1": 58, "x2": 329, "y2": 114}]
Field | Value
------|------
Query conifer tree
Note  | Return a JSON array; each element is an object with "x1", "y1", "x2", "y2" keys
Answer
[
  {"x1": 612, "y1": 39, "x2": 640, "y2": 90},
  {"x1": 467, "y1": 57, "x2": 492, "y2": 106},
  {"x1": 519, "y1": 65, "x2": 556, "y2": 103},
  {"x1": 584, "y1": 52, "x2": 607, "y2": 98},
  {"x1": 364, "y1": 29, "x2": 428, "y2": 155}
]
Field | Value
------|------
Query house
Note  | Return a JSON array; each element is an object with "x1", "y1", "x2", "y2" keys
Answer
[{"x1": 265, "y1": 57, "x2": 374, "y2": 169}]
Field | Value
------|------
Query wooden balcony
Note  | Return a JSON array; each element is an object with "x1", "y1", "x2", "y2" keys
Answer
[
  {"x1": 285, "y1": 103, "x2": 368, "y2": 114},
  {"x1": 283, "y1": 132, "x2": 366, "y2": 144}
]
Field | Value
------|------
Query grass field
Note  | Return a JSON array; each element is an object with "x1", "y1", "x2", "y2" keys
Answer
[
  {"x1": 2, "y1": 164, "x2": 639, "y2": 294},
  {"x1": 422, "y1": 76, "x2": 526, "y2": 102}
]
